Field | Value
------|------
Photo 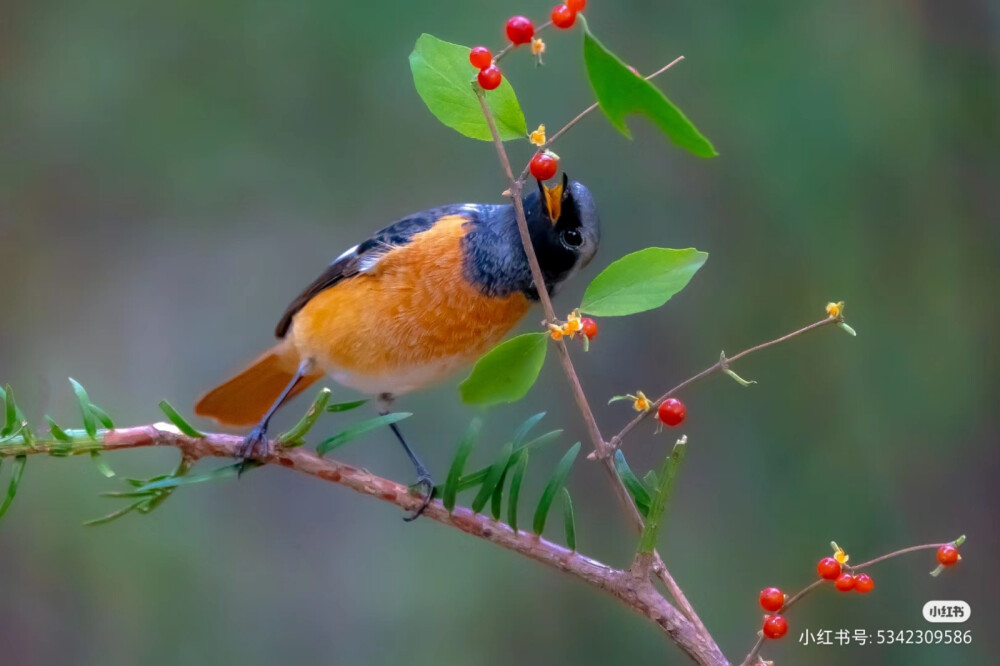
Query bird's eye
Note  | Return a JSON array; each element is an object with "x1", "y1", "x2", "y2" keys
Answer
[{"x1": 561, "y1": 228, "x2": 583, "y2": 248}]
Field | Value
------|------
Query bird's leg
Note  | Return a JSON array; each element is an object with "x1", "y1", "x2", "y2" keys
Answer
[
  {"x1": 378, "y1": 393, "x2": 434, "y2": 521},
  {"x1": 237, "y1": 359, "x2": 315, "y2": 475}
]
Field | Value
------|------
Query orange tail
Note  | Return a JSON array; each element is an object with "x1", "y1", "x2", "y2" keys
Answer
[{"x1": 195, "y1": 343, "x2": 322, "y2": 427}]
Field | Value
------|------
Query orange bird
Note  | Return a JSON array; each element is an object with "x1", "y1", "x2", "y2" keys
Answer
[{"x1": 196, "y1": 176, "x2": 600, "y2": 517}]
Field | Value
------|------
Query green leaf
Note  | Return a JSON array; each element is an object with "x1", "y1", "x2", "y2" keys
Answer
[
  {"x1": 519, "y1": 429, "x2": 563, "y2": 453},
  {"x1": 613, "y1": 450, "x2": 651, "y2": 517},
  {"x1": 460, "y1": 333, "x2": 548, "y2": 405},
  {"x1": 507, "y1": 450, "x2": 529, "y2": 532},
  {"x1": 89, "y1": 403, "x2": 115, "y2": 430},
  {"x1": 83, "y1": 501, "x2": 141, "y2": 527},
  {"x1": 1, "y1": 385, "x2": 16, "y2": 437},
  {"x1": 45, "y1": 416, "x2": 73, "y2": 444},
  {"x1": 561, "y1": 487, "x2": 577, "y2": 551},
  {"x1": 533, "y1": 442, "x2": 581, "y2": 535},
  {"x1": 637, "y1": 437, "x2": 688, "y2": 554},
  {"x1": 581, "y1": 248, "x2": 708, "y2": 317},
  {"x1": 136, "y1": 462, "x2": 253, "y2": 492},
  {"x1": 443, "y1": 418, "x2": 481, "y2": 513},
  {"x1": 511, "y1": 412, "x2": 546, "y2": 447},
  {"x1": 642, "y1": 470, "x2": 659, "y2": 490},
  {"x1": 457, "y1": 428, "x2": 561, "y2": 491},
  {"x1": 471, "y1": 441, "x2": 513, "y2": 514},
  {"x1": 90, "y1": 451, "x2": 116, "y2": 478},
  {"x1": 316, "y1": 413, "x2": 412, "y2": 456},
  {"x1": 0, "y1": 455, "x2": 26, "y2": 520},
  {"x1": 582, "y1": 21, "x2": 717, "y2": 158},
  {"x1": 158, "y1": 400, "x2": 205, "y2": 438},
  {"x1": 278, "y1": 388, "x2": 331, "y2": 446},
  {"x1": 68, "y1": 378, "x2": 97, "y2": 440},
  {"x1": 326, "y1": 399, "x2": 369, "y2": 413},
  {"x1": 410, "y1": 34, "x2": 527, "y2": 141},
  {"x1": 490, "y1": 467, "x2": 507, "y2": 520}
]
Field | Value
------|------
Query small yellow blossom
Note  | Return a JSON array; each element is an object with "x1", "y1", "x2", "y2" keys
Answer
[
  {"x1": 564, "y1": 310, "x2": 583, "y2": 334},
  {"x1": 608, "y1": 391, "x2": 652, "y2": 411},
  {"x1": 529, "y1": 124, "x2": 547, "y2": 146},
  {"x1": 548, "y1": 324, "x2": 565, "y2": 341},
  {"x1": 826, "y1": 301, "x2": 844, "y2": 319},
  {"x1": 531, "y1": 37, "x2": 546, "y2": 56},
  {"x1": 831, "y1": 541, "x2": 850, "y2": 565}
]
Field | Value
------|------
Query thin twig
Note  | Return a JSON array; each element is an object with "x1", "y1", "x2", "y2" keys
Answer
[
  {"x1": 739, "y1": 541, "x2": 957, "y2": 666},
  {"x1": 516, "y1": 56, "x2": 685, "y2": 183},
  {"x1": 475, "y1": 85, "x2": 721, "y2": 659},
  {"x1": 605, "y1": 317, "x2": 838, "y2": 456}
]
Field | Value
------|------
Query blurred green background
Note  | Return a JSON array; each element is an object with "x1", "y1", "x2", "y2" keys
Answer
[{"x1": 1, "y1": 0, "x2": 997, "y2": 664}]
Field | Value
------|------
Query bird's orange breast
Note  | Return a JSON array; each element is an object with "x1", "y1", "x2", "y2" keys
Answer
[{"x1": 287, "y1": 215, "x2": 531, "y2": 395}]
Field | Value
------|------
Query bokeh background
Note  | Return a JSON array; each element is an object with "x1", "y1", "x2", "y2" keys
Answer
[{"x1": 1, "y1": 0, "x2": 997, "y2": 664}]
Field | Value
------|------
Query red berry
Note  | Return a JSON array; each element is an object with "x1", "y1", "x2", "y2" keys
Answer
[
  {"x1": 529, "y1": 152, "x2": 559, "y2": 181},
  {"x1": 581, "y1": 317, "x2": 598, "y2": 340},
  {"x1": 477, "y1": 66, "x2": 503, "y2": 91},
  {"x1": 505, "y1": 16, "x2": 535, "y2": 45},
  {"x1": 551, "y1": 4, "x2": 576, "y2": 29},
  {"x1": 937, "y1": 544, "x2": 960, "y2": 566},
  {"x1": 762, "y1": 615, "x2": 788, "y2": 640},
  {"x1": 759, "y1": 587, "x2": 784, "y2": 612},
  {"x1": 854, "y1": 573, "x2": 874, "y2": 594},
  {"x1": 567, "y1": 0, "x2": 587, "y2": 11},
  {"x1": 657, "y1": 398, "x2": 686, "y2": 426},
  {"x1": 469, "y1": 46, "x2": 493, "y2": 70},
  {"x1": 834, "y1": 573, "x2": 855, "y2": 592},
  {"x1": 817, "y1": 557, "x2": 841, "y2": 580}
]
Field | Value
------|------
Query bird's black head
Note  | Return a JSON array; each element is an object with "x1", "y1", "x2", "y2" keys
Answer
[
  {"x1": 521, "y1": 174, "x2": 601, "y2": 295},
  {"x1": 462, "y1": 175, "x2": 600, "y2": 299}
]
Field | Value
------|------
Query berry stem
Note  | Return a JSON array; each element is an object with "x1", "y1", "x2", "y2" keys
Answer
[
  {"x1": 604, "y1": 316, "x2": 839, "y2": 458},
  {"x1": 516, "y1": 55, "x2": 686, "y2": 184}
]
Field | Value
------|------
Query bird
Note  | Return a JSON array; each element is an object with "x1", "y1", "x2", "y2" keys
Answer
[{"x1": 194, "y1": 174, "x2": 600, "y2": 519}]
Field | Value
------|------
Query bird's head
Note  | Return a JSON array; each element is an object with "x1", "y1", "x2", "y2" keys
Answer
[{"x1": 523, "y1": 174, "x2": 601, "y2": 291}]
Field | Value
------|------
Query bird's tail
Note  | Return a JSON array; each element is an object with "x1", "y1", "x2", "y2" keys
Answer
[{"x1": 195, "y1": 342, "x2": 322, "y2": 427}]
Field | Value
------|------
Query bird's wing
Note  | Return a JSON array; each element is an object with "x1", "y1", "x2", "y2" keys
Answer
[{"x1": 274, "y1": 205, "x2": 474, "y2": 338}]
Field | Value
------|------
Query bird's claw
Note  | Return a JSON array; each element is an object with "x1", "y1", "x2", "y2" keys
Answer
[
  {"x1": 237, "y1": 426, "x2": 271, "y2": 476},
  {"x1": 403, "y1": 473, "x2": 435, "y2": 522}
]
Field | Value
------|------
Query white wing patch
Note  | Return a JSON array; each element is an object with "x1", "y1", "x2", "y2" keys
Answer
[{"x1": 333, "y1": 244, "x2": 359, "y2": 263}]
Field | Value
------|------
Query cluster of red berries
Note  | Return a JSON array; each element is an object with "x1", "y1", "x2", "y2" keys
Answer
[
  {"x1": 817, "y1": 557, "x2": 875, "y2": 593},
  {"x1": 473, "y1": 3, "x2": 590, "y2": 91},
  {"x1": 469, "y1": 47, "x2": 503, "y2": 91},
  {"x1": 758, "y1": 543, "x2": 963, "y2": 641}
]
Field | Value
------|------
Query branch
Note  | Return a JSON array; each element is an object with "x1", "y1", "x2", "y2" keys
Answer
[
  {"x1": 739, "y1": 539, "x2": 964, "y2": 666},
  {"x1": 474, "y1": 86, "x2": 723, "y2": 662},
  {"x1": 604, "y1": 316, "x2": 840, "y2": 456},
  {"x1": 0, "y1": 423, "x2": 725, "y2": 666}
]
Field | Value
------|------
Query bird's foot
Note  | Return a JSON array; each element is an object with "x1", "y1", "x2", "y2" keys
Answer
[
  {"x1": 237, "y1": 426, "x2": 271, "y2": 476},
  {"x1": 403, "y1": 470, "x2": 435, "y2": 522}
]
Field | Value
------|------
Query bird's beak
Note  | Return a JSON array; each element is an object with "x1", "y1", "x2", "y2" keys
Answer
[{"x1": 537, "y1": 172, "x2": 568, "y2": 222}]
